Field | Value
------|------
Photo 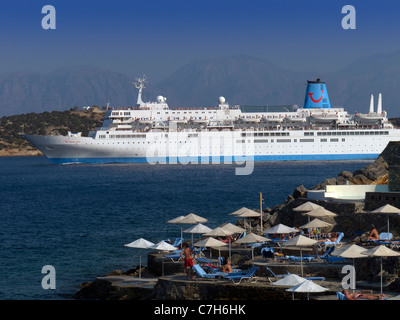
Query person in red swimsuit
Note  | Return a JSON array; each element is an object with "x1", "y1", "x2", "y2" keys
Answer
[{"x1": 180, "y1": 242, "x2": 195, "y2": 279}]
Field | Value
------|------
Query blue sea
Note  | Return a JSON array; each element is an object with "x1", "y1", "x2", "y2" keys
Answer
[{"x1": 0, "y1": 156, "x2": 373, "y2": 300}]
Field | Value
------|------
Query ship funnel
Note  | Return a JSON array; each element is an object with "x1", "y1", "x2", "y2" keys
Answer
[
  {"x1": 369, "y1": 94, "x2": 374, "y2": 113},
  {"x1": 303, "y1": 78, "x2": 331, "y2": 109},
  {"x1": 377, "y1": 93, "x2": 382, "y2": 114}
]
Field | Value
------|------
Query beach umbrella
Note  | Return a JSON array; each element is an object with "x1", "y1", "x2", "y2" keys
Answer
[
  {"x1": 205, "y1": 227, "x2": 235, "y2": 238},
  {"x1": 235, "y1": 209, "x2": 261, "y2": 230},
  {"x1": 371, "y1": 204, "x2": 400, "y2": 236},
  {"x1": 284, "y1": 235, "x2": 318, "y2": 276},
  {"x1": 263, "y1": 223, "x2": 298, "y2": 252},
  {"x1": 124, "y1": 238, "x2": 155, "y2": 279},
  {"x1": 219, "y1": 223, "x2": 246, "y2": 260},
  {"x1": 228, "y1": 207, "x2": 251, "y2": 216},
  {"x1": 286, "y1": 279, "x2": 329, "y2": 300},
  {"x1": 167, "y1": 216, "x2": 185, "y2": 223},
  {"x1": 303, "y1": 207, "x2": 337, "y2": 220},
  {"x1": 193, "y1": 237, "x2": 227, "y2": 261},
  {"x1": 293, "y1": 202, "x2": 323, "y2": 212},
  {"x1": 205, "y1": 227, "x2": 235, "y2": 261},
  {"x1": 151, "y1": 241, "x2": 178, "y2": 252},
  {"x1": 167, "y1": 213, "x2": 208, "y2": 244},
  {"x1": 184, "y1": 223, "x2": 212, "y2": 243},
  {"x1": 151, "y1": 241, "x2": 178, "y2": 276},
  {"x1": 300, "y1": 218, "x2": 333, "y2": 238},
  {"x1": 179, "y1": 213, "x2": 208, "y2": 224},
  {"x1": 264, "y1": 223, "x2": 297, "y2": 235},
  {"x1": 272, "y1": 274, "x2": 307, "y2": 287},
  {"x1": 234, "y1": 232, "x2": 271, "y2": 260},
  {"x1": 194, "y1": 237, "x2": 228, "y2": 248},
  {"x1": 300, "y1": 218, "x2": 333, "y2": 229},
  {"x1": 236, "y1": 209, "x2": 261, "y2": 218},
  {"x1": 332, "y1": 244, "x2": 366, "y2": 259},
  {"x1": 361, "y1": 245, "x2": 400, "y2": 295},
  {"x1": 331, "y1": 244, "x2": 368, "y2": 292},
  {"x1": 219, "y1": 223, "x2": 246, "y2": 234}
]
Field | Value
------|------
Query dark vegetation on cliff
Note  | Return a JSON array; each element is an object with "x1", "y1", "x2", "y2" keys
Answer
[{"x1": 0, "y1": 109, "x2": 104, "y2": 153}]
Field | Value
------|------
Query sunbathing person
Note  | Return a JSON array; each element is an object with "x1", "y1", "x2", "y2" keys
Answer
[
  {"x1": 311, "y1": 233, "x2": 338, "y2": 255},
  {"x1": 367, "y1": 224, "x2": 379, "y2": 241},
  {"x1": 342, "y1": 289, "x2": 387, "y2": 300},
  {"x1": 218, "y1": 235, "x2": 236, "y2": 244},
  {"x1": 220, "y1": 258, "x2": 233, "y2": 273},
  {"x1": 318, "y1": 232, "x2": 338, "y2": 243}
]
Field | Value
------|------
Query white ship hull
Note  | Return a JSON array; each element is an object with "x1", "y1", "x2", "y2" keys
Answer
[{"x1": 24, "y1": 128, "x2": 400, "y2": 164}]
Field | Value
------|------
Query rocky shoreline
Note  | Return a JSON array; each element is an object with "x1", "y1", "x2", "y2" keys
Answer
[
  {"x1": 0, "y1": 149, "x2": 42, "y2": 157},
  {"x1": 72, "y1": 142, "x2": 400, "y2": 300}
]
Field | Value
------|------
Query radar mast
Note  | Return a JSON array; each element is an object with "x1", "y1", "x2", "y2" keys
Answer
[{"x1": 133, "y1": 76, "x2": 146, "y2": 106}]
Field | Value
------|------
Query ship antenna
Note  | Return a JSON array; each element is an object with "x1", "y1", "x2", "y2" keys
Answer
[{"x1": 133, "y1": 75, "x2": 147, "y2": 106}]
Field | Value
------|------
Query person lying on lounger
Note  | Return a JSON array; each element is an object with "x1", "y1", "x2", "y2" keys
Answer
[
  {"x1": 342, "y1": 289, "x2": 386, "y2": 300},
  {"x1": 318, "y1": 232, "x2": 338, "y2": 243}
]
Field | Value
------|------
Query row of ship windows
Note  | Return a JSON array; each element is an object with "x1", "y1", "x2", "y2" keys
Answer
[
  {"x1": 242, "y1": 132, "x2": 290, "y2": 137},
  {"x1": 93, "y1": 138, "x2": 388, "y2": 144},
  {"x1": 98, "y1": 134, "x2": 202, "y2": 139},
  {"x1": 98, "y1": 131, "x2": 389, "y2": 139},
  {"x1": 237, "y1": 138, "x2": 345, "y2": 143},
  {"x1": 94, "y1": 138, "x2": 351, "y2": 144},
  {"x1": 111, "y1": 111, "x2": 218, "y2": 116},
  {"x1": 316, "y1": 131, "x2": 389, "y2": 136},
  {"x1": 244, "y1": 131, "x2": 389, "y2": 137}
]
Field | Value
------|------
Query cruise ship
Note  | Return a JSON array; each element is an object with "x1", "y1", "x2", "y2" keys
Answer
[{"x1": 24, "y1": 77, "x2": 400, "y2": 165}]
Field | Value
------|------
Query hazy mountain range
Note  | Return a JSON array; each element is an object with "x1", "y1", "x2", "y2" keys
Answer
[{"x1": 1, "y1": 52, "x2": 400, "y2": 117}]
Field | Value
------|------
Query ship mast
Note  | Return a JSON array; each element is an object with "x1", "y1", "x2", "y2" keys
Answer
[{"x1": 133, "y1": 76, "x2": 146, "y2": 106}]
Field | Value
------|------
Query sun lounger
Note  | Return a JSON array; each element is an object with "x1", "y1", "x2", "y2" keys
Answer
[
  {"x1": 195, "y1": 257, "x2": 220, "y2": 271},
  {"x1": 266, "y1": 266, "x2": 290, "y2": 282},
  {"x1": 286, "y1": 256, "x2": 314, "y2": 262},
  {"x1": 318, "y1": 232, "x2": 344, "y2": 249},
  {"x1": 366, "y1": 232, "x2": 400, "y2": 247},
  {"x1": 192, "y1": 264, "x2": 224, "y2": 280},
  {"x1": 304, "y1": 246, "x2": 347, "y2": 264},
  {"x1": 196, "y1": 257, "x2": 219, "y2": 265},
  {"x1": 321, "y1": 256, "x2": 348, "y2": 264},
  {"x1": 375, "y1": 233, "x2": 395, "y2": 246},
  {"x1": 172, "y1": 237, "x2": 183, "y2": 248},
  {"x1": 379, "y1": 232, "x2": 393, "y2": 241},
  {"x1": 164, "y1": 250, "x2": 183, "y2": 262},
  {"x1": 303, "y1": 275, "x2": 325, "y2": 281},
  {"x1": 223, "y1": 266, "x2": 259, "y2": 284},
  {"x1": 192, "y1": 246, "x2": 206, "y2": 257}
]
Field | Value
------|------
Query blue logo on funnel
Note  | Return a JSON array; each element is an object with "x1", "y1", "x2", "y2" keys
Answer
[{"x1": 304, "y1": 79, "x2": 331, "y2": 109}]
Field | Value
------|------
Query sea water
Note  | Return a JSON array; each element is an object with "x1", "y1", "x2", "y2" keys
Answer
[{"x1": 0, "y1": 156, "x2": 372, "y2": 300}]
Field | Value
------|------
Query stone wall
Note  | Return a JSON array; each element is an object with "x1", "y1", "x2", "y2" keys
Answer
[
  {"x1": 389, "y1": 166, "x2": 400, "y2": 191},
  {"x1": 151, "y1": 277, "x2": 293, "y2": 300}
]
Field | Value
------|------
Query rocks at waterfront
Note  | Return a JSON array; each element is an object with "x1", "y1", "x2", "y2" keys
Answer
[
  {"x1": 74, "y1": 141, "x2": 400, "y2": 300},
  {"x1": 244, "y1": 141, "x2": 399, "y2": 237}
]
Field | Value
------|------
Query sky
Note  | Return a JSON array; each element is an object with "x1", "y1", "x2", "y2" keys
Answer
[{"x1": 1, "y1": 0, "x2": 400, "y2": 81}]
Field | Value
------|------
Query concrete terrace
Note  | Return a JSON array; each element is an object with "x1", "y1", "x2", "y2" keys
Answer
[{"x1": 77, "y1": 244, "x2": 400, "y2": 300}]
